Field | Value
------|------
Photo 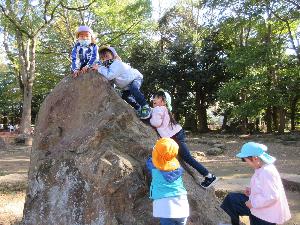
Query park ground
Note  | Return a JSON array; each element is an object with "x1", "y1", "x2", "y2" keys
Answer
[{"x1": 0, "y1": 132, "x2": 299, "y2": 225}]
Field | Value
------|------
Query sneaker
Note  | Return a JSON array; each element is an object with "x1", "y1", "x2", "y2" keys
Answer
[
  {"x1": 135, "y1": 106, "x2": 141, "y2": 116},
  {"x1": 139, "y1": 105, "x2": 151, "y2": 119},
  {"x1": 200, "y1": 174, "x2": 218, "y2": 189}
]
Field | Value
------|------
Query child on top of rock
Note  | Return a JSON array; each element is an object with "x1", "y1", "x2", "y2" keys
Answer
[
  {"x1": 71, "y1": 25, "x2": 99, "y2": 78},
  {"x1": 93, "y1": 46, "x2": 151, "y2": 119},
  {"x1": 150, "y1": 89, "x2": 218, "y2": 189},
  {"x1": 221, "y1": 142, "x2": 291, "y2": 225},
  {"x1": 146, "y1": 137, "x2": 189, "y2": 225}
]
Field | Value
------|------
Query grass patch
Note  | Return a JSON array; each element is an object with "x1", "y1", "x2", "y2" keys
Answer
[
  {"x1": 0, "y1": 183, "x2": 27, "y2": 194},
  {"x1": 0, "y1": 170, "x2": 6, "y2": 176}
]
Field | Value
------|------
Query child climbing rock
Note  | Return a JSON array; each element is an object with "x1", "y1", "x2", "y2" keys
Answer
[
  {"x1": 150, "y1": 89, "x2": 218, "y2": 189},
  {"x1": 71, "y1": 25, "x2": 98, "y2": 77},
  {"x1": 93, "y1": 46, "x2": 151, "y2": 119},
  {"x1": 146, "y1": 137, "x2": 189, "y2": 225}
]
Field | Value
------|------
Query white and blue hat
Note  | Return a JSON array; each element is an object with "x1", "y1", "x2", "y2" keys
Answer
[
  {"x1": 99, "y1": 46, "x2": 118, "y2": 57},
  {"x1": 236, "y1": 142, "x2": 276, "y2": 164},
  {"x1": 76, "y1": 25, "x2": 94, "y2": 38}
]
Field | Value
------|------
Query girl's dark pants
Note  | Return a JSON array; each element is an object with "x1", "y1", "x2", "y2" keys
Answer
[
  {"x1": 221, "y1": 193, "x2": 276, "y2": 225},
  {"x1": 171, "y1": 129, "x2": 209, "y2": 177}
]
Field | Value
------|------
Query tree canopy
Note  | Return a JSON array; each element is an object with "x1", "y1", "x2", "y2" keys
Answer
[{"x1": 0, "y1": 0, "x2": 299, "y2": 134}]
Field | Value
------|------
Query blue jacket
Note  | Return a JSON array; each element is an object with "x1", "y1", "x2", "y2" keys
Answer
[
  {"x1": 146, "y1": 158, "x2": 187, "y2": 200},
  {"x1": 71, "y1": 42, "x2": 98, "y2": 72}
]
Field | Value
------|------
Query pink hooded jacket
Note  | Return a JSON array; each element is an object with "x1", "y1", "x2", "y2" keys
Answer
[{"x1": 150, "y1": 106, "x2": 182, "y2": 138}]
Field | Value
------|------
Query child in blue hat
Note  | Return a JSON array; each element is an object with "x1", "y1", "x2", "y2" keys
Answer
[
  {"x1": 71, "y1": 25, "x2": 99, "y2": 77},
  {"x1": 221, "y1": 142, "x2": 291, "y2": 225}
]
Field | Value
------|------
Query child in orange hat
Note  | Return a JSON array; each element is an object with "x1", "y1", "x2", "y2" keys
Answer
[{"x1": 146, "y1": 138, "x2": 189, "y2": 225}]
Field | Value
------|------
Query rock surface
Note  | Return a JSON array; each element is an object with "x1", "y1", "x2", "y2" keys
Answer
[
  {"x1": 207, "y1": 147, "x2": 224, "y2": 156},
  {"x1": 0, "y1": 137, "x2": 7, "y2": 150},
  {"x1": 22, "y1": 72, "x2": 228, "y2": 225}
]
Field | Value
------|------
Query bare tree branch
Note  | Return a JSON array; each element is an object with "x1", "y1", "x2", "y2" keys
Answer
[
  {"x1": 99, "y1": 19, "x2": 144, "y2": 44},
  {"x1": 284, "y1": 0, "x2": 300, "y2": 10},
  {"x1": 0, "y1": 4, "x2": 32, "y2": 37},
  {"x1": 265, "y1": 2, "x2": 300, "y2": 64},
  {"x1": 61, "y1": 0, "x2": 96, "y2": 11}
]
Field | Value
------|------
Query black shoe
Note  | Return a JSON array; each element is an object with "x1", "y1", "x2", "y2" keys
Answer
[{"x1": 200, "y1": 174, "x2": 218, "y2": 189}]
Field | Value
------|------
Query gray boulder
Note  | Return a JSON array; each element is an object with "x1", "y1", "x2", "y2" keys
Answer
[{"x1": 22, "y1": 73, "x2": 228, "y2": 225}]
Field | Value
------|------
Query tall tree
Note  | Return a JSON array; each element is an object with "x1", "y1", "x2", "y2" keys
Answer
[{"x1": 0, "y1": 0, "x2": 94, "y2": 134}]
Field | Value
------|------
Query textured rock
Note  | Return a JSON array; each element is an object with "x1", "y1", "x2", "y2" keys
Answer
[
  {"x1": 22, "y1": 72, "x2": 229, "y2": 225},
  {"x1": 0, "y1": 137, "x2": 7, "y2": 150},
  {"x1": 207, "y1": 147, "x2": 224, "y2": 156}
]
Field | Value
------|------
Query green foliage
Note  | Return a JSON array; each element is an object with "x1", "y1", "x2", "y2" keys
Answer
[
  {"x1": 0, "y1": 0, "x2": 299, "y2": 133},
  {"x1": 0, "y1": 63, "x2": 22, "y2": 119}
]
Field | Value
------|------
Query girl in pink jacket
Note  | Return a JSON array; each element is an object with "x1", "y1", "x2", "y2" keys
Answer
[
  {"x1": 221, "y1": 142, "x2": 291, "y2": 225},
  {"x1": 149, "y1": 90, "x2": 218, "y2": 189}
]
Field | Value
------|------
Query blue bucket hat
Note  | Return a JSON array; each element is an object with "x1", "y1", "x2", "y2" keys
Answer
[{"x1": 236, "y1": 142, "x2": 276, "y2": 164}]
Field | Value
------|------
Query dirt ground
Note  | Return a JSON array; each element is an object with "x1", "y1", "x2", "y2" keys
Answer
[{"x1": 0, "y1": 133, "x2": 299, "y2": 225}]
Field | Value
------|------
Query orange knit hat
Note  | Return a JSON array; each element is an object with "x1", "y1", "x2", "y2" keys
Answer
[{"x1": 152, "y1": 138, "x2": 180, "y2": 171}]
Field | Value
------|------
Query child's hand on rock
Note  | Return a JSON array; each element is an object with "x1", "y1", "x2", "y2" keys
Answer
[
  {"x1": 81, "y1": 66, "x2": 89, "y2": 73},
  {"x1": 72, "y1": 70, "x2": 80, "y2": 78},
  {"x1": 92, "y1": 64, "x2": 99, "y2": 70}
]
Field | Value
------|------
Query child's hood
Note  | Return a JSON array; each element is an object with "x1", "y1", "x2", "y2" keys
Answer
[
  {"x1": 160, "y1": 168, "x2": 183, "y2": 183},
  {"x1": 146, "y1": 157, "x2": 183, "y2": 183}
]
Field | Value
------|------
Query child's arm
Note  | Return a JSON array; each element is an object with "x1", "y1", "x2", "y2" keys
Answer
[
  {"x1": 71, "y1": 43, "x2": 80, "y2": 73},
  {"x1": 249, "y1": 173, "x2": 280, "y2": 209},
  {"x1": 149, "y1": 107, "x2": 164, "y2": 128},
  {"x1": 97, "y1": 60, "x2": 124, "y2": 80},
  {"x1": 146, "y1": 157, "x2": 155, "y2": 172},
  {"x1": 86, "y1": 44, "x2": 99, "y2": 68}
]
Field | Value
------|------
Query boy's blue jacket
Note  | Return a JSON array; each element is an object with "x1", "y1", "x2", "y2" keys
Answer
[
  {"x1": 146, "y1": 157, "x2": 187, "y2": 200},
  {"x1": 71, "y1": 42, "x2": 98, "y2": 72}
]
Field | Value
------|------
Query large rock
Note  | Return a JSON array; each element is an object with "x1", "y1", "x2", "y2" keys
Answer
[
  {"x1": 0, "y1": 137, "x2": 7, "y2": 150},
  {"x1": 22, "y1": 73, "x2": 228, "y2": 225}
]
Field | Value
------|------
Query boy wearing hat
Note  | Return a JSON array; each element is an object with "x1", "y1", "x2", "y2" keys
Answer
[
  {"x1": 146, "y1": 138, "x2": 189, "y2": 225},
  {"x1": 221, "y1": 142, "x2": 291, "y2": 225},
  {"x1": 93, "y1": 46, "x2": 151, "y2": 119},
  {"x1": 71, "y1": 25, "x2": 98, "y2": 77}
]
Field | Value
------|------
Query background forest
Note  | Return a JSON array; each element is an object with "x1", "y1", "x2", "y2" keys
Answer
[{"x1": 0, "y1": 0, "x2": 299, "y2": 134}]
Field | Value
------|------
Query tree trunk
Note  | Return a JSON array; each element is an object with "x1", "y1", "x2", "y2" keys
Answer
[
  {"x1": 278, "y1": 107, "x2": 285, "y2": 134},
  {"x1": 265, "y1": 107, "x2": 272, "y2": 133},
  {"x1": 272, "y1": 106, "x2": 278, "y2": 131},
  {"x1": 20, "y1": 83, "x2": 33, "y2": 134},
  {"x1": 255, "y1": 118, "x2": 260, "y2": 132},
  {"x1": 222, "y1": 112, "x2": 228, "y2": 130},
  {"x1": 18, "y1": 35, "x2": 36, "y2": 135},
  {"x1": 264, "y1": 4, "x2": 275, "y2": 134},
  {"x1": 195, "y1": 91, "x2": 209, "y2": 133},
  {"x1": 290, "y1": 97, "x2": 298, "y2": 131}
]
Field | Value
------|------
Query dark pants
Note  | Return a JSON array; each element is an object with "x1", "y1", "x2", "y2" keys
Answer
[
  {"x1": 171, "y1": 129, "x2": 209, "y2": 177},
  {"x1": 159, "y1": 217, "x2": 187, "y2": 225},
  {"x1": 121, "y1": 78, "x2": 147, "y2": 110},
  {"x1": 221, "y1": 193, "x2": 276, "y2": 225}
]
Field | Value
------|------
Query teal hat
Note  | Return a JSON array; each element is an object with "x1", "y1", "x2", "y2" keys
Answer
[{"x1": 236, "y1": 142, "x2": 276, "y2": 164}]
